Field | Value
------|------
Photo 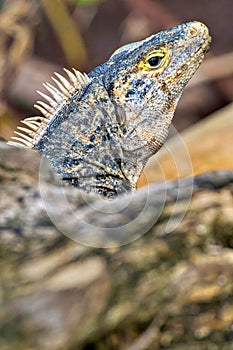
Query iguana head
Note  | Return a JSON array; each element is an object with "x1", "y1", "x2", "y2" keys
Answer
[{"x1": 102, "y1": 21, "x2": 211, "y2": 155}]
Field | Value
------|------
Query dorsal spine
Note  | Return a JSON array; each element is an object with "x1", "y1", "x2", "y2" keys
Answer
[{"x1": 8, "y1": 68, "x2": 90, "y2": 149}]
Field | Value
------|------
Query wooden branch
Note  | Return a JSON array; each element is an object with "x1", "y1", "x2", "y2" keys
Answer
[
  {"x1": 139, "y1": 103, "x2": 233, "y2": 186},
  {"x1": 0, "y1": 140, "x2": 233, "y2": 350}
]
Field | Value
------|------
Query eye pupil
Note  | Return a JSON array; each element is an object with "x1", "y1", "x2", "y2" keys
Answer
[{"x1": 148, "y1": 56, "x2": 163, "y2": 67}]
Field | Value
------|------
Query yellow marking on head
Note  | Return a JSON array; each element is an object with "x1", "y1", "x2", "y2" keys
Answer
[{"x1": 138, "y1": 47, "x2": 170, "y2": 73}]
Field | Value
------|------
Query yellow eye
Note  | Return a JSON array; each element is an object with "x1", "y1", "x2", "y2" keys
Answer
[
  {"x1": 147, "y1": 52, "x2": 165, "y2": 68},
  {"x1": 138, "y1": 48, "x2": 169, "y2": 72}
]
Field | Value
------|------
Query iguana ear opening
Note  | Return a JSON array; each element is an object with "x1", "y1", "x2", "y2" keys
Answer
[{"x1": 7, "y1": 69, "x2": 90, "y2": 149}]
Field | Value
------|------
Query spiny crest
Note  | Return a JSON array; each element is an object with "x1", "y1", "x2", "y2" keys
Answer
[{"x1": 8, "y1": 68, "x2": 90, "y2": 149}]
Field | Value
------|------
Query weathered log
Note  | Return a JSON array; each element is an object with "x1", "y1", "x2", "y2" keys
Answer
[{"x1": 0, "y1": 141, "x2": 233, "y2": 350}]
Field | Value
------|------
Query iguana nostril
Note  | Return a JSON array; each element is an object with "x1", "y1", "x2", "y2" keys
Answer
[
  {"x1": 190, "y1": 28, "x2": 198, "y2": 37},
  {"x1": 189, "y1": 21, "x2": 209, "y2": 37}
]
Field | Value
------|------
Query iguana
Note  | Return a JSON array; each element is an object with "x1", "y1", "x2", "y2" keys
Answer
[{"x1": 8, "y1": 21, "x2": 211, "y2": 198}]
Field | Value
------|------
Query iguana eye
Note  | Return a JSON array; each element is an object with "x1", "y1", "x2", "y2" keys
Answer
[
  {"x1": 147, "y1": 55, "x2": 164, "y2": 68},
  {"x1": 146, "y1": 49, "x2": 167, "y2": 69},
  {"x1": 138, "y1": 48, "x2": 169, "y2": 71}
]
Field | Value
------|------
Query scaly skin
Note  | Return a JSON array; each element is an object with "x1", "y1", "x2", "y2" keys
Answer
[{"x1": 8, "y1": 21, "x2": 211, "y2": 197}]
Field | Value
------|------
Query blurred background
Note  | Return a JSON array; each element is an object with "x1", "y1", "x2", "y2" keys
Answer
[{"x1": 0, "y1": 0, "x2": 232, "y2": 143}]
